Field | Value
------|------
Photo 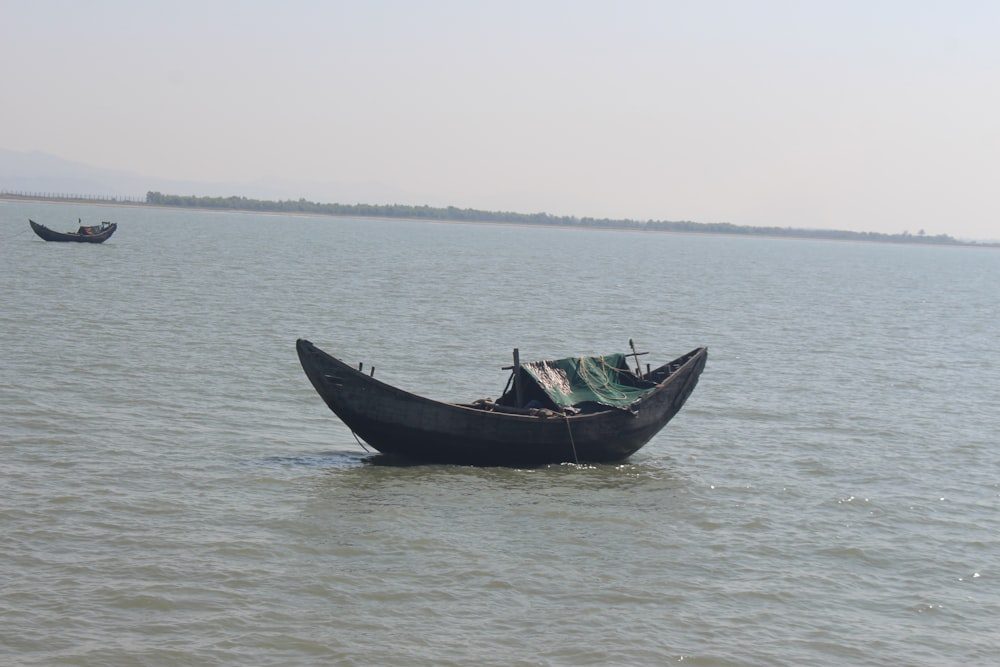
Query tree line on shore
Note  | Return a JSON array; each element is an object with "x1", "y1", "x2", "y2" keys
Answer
[{"x1": 145, "y1": 191, "x2": 975, "y2": 245}]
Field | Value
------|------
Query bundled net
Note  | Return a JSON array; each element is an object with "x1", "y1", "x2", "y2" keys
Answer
[{"x1": 519, "y1": 353, "x2": 655, "y2": 411}]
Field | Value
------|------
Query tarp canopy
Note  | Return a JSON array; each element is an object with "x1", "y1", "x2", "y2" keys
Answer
[{"x1": 518, "y1": 353, "x2": 656, "y2": 411}]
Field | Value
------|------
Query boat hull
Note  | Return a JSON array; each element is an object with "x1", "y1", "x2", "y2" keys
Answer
[
  {"x1": 29, "y1": 219, "x2": 117, "y2": 243},
  {"x1": 296, "y1": 339, "x2": 707, "y2": 466}
]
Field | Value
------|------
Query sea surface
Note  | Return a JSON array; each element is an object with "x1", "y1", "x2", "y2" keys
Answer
[{"x1": 2, "y1": 200, "x2": 998, "y2": 666}]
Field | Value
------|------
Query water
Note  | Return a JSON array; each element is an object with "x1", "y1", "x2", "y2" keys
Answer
[{"x1": 2, "y1": 200, "x2": 998, "y2": 666}]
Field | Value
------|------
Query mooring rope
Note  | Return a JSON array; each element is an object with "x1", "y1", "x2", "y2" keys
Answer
[
  {"x1": 563, "y1": 413, "x2": 579, "y2": 464},
  {"x1": 350, "y1": 429, "x2": 371, "y2": 453}
]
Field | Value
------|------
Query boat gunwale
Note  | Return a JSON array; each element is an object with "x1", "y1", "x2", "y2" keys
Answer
[{"x1": 299, "y1": 338, "x2": 707, "y2": 423}]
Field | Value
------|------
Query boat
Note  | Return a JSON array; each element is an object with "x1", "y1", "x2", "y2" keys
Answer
[
  {"x1": 297, "y1": 338, "x2": 707, "y2": 466},
  {"x1": 29, "y1": 219, "x2": 118, "y2": 243}
]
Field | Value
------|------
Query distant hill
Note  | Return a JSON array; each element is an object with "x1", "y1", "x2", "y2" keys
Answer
[
  {"x1": 0, "y1": 148, "x2": 287, "y2": 199},
  {"x1": 0, "y1": 149, "x2": 150, "y2": 197},
  {"x1": 0, "y1": 148, "x2": 410, "y2": 204}
]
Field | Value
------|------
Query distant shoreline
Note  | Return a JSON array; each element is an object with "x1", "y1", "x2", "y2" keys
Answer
[{"x1": 4, "y1": 192, "x2": 996, "y2": 247}]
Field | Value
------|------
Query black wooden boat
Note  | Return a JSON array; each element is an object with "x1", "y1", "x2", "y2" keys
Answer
[
  {"x1": 297, "y1": 338, "x2": 707, "y2": 466},
  {"x1": 29, "y1": 219, "x2": 117, "y2": 243}
]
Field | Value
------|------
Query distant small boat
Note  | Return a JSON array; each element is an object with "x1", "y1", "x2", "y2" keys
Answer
[
  {"x1": 29, "y1": 219, "x2": 117, "y2": 243},
  {"x1": 297, "y1": 338, "x2": 707, "y2": 466}
]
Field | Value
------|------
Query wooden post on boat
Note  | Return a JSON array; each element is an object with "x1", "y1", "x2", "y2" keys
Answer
[
  {"x1": 628, "y1": 338, "x2": 649, "y2": 378},
  {"x1": 512, "y1": 348, "x2": 524, "y2": 407}
]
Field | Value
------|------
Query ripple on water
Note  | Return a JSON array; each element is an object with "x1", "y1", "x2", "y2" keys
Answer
[{"x1": 3, "y1": 210, "x2": 1000, "y2": 665}]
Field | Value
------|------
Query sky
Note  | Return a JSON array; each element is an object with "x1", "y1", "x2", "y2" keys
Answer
[{"x1": 2, "y1": 0, "x2": 998, "y2": 240}]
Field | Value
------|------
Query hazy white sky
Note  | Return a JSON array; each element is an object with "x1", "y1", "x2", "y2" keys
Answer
[{"x1": 2, "y1": 0, "x2": 998, "y2": 239}]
